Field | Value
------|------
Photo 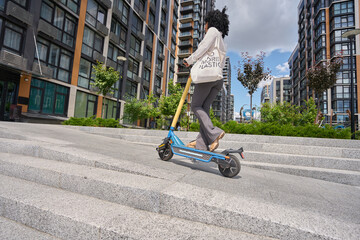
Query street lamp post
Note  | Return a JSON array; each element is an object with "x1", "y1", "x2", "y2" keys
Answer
[
  {"x1": 342, "y1": 29, "x2": 360, "y2": 139},
  {"x1": 115, "y1": 56, "x2": 127, "y2": 120}
]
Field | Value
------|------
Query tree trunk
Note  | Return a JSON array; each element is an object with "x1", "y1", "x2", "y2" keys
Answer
[
  {"x1": 102, "y1": 97, "x2": 105, "y2": 119},
  {"x1": 250, "y1": 94, "x2": 253, "y2": 121}
]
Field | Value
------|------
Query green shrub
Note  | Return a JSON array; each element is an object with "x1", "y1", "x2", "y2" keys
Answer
[
  {"x1": 189, "y1": 121, "x2": 200, "y2": 132},
  {"x1": 62, "y1": 117, "x2": 121, "y2": 128}
]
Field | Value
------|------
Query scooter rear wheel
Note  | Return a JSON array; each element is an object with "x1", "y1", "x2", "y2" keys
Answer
[
  {"x1": 218, "y1": 154, "x2": 241, "y2": 178},
  {"x1": 158, "y1": 145, "x2": 173, "y2": 161}
]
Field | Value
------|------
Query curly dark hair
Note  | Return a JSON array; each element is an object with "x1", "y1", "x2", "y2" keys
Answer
[{"x1": 204, "y1": 7, "x2": 230, "y2": 38}]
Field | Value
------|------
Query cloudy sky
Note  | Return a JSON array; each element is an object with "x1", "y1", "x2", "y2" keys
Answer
[{"x1": 214, "y1": 0, "x2": 300, "y2": 117}]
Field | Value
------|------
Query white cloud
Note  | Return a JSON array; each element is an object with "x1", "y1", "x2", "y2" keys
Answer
[
  {"x1": 276, "y1": 62, "x2": 290, "y2": 73},
  {"x1": 215, "y1": 0, "x2": 298, "y2": 56},
  {"x1": 257, "y1": 77, "x2": 273, "y2": 89}
]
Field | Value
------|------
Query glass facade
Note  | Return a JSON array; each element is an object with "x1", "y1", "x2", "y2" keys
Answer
[
  {"x1": 28, "y1": 78, "x2": 69, "y2": 116},
  {"x1": 74, "y1": 90, "x2": 97, "y2": 118}
]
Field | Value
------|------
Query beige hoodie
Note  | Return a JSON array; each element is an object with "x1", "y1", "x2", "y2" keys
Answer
[{"x1": 185, "y1": 27, "x2": 226, "y2": 69}]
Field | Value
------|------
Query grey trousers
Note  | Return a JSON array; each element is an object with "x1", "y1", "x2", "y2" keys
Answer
[{"x1": 191, "y1": 79, "x2": 224, "y2": 150}]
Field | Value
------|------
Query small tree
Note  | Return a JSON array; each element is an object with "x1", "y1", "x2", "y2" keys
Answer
[
  {"x1": 123, "y1": 93, "x2": 160, "y2": 124},
  {"x1": 158, "y1": 79, "x2": 187, "y2": 117},
  {"x1": 237, "y1": 52, "x2": 271, "y2": 120},
  {"x1": 306, "y1": 57, "x2": 343, "y2": 123},
  {"x1": 92, "y1": 61, "x2": 120, "y2": 119}
]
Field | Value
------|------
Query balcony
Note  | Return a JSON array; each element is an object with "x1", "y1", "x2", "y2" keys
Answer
[
  {"x1": 176, "y1": 76, "x2": 189, "y2": 84},
  {"x1": 180, "y1": 5, "x2": 193, "y2": 14},
  {"x1": 178, "y1": 40, "x2": 192, "y2": 48},
  {"x1": 179, "y1": 31, "x2": 192, "y2": 40},
  {"x1": 180, "y1": 13, "x2": 193, "y2": 23},
  {"x1": 179, "y1": 22, "x2": 192, "y2": 30},
  {"x1": 178, "y1": 49, "x2": 191, "y2": 57},
  {"x1": 180, "y1": 0, "x2": 194, "y2": 6},
  {"x1": 177, "y1": 66, "x2": 190, "y2": 74}
]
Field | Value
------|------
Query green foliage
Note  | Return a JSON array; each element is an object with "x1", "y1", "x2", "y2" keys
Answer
[
  {"x1": 123, "y1": 93, "x2": 161, "y2": 123},
  {"x1": 237, "y1": 52, "x2": 271, "y2": 119},
  {"x1": 260, "y1": 98, "x2": 318, "y2": 126},
  {"x1": 209, "y1": 108, "x2": 223, "y2": 128},
  {"x1": 158, "y1": 79, "x2": 187, "y2": 117},
  {"x1": 92, "y1": 62, "x2": 120, "y2": 96},
  {"x1": 62, "y1": 116, "x2": 121, "y2": 128},
  {"x1": 189, "y1": 121, "x2": 200, "y2": 132},
  {"x1": 306, "y1": 57, "x2": 343, "y2": 108}
]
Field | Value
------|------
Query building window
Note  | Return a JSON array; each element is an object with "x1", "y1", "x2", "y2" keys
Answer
[
  {"x1": 144, "y1": 48, "x2": 152, "y2": 62},
  {"x1": 2, "y1": 21, "x2": 24, "y2": 54},
  {"x1": 130, "y1": 35, "x2": 141, "y2": 56},
  {"x1": 144, "y1": 68, "x2": 150, "y2": 83},
  {"x1": 314, "y1": 10, "x2": 325, "y2": 27},
  {"x1": 330, "y1": 29, "x2": 349, "y2": 44},
  {"x1": 331, "y1": 42, "x2": 355, "y2": 57},
  {"x1": 78, "y1": 58, "x2": 95, "y2": 89},
  {"x1": 132, "y1": 14, "x2": 143, "y2": 33},
  {"x1": 102, "y1": 98, "x2": 117, "y2": 119},
  {"x1": 127, "y1": 57, "x2": 139, "y2": 80},
  {"x1": 134, "y1": 0, "x2": 145, "y2": 13},
  {"x1": 28, "y1": 78, "x2": 69, "y2": 116},
  {"x1": 160, "y1": 26, "x2": 165, "y2": 39},
  {"x1": 331, "y1": 15, "x2": 354, "y2": 30},
  {"x1": 149, "y1": 10, "x2": 155, "y2": 26},
  {"x1": 315, "y1": 35, "x2": 326, "y2": 50},
  {"x1": 110, "y1": 18, "x2": 127, "y2": 49},
  {"x1": 1, "y1": 0, "x2": 27, "y2": 10},
  {"x1": 59, "y1": 0, "x2": 79, "y2": 14},
  {"x1": 82, "y1": 26, "x2": 104, "y2": 58},
  {"x1": 114, "y1": 0, "x2": 129, "y2": 25},
  {"x1": 74, "y1": 91, "x2": 97, "y2": 118},
  {"x1": 331, "y1": 1, "x2": 354, "y2": 16},
  {"x1": 107, "y1": 43, "x2": 124, "y2": 98},
  {"x1": 36, "y1": 38, "x2": 73, "y2": 83},
  {"x1": 126, "y1": 80, "x2": 137, "y2": 98},
  {"x1": 145, "y1": 28, "x2": 154, "y2": 46},
  {"x1": 315, "y1": 23, "x2": 326, "y2": 38},
  {"x1": 86, "y1": 0, "x2": 106, "y2": 27},
  {"x1": 155, "y1": 76, "x2": 161, "y2": 89},
  {"x1": 40, "y1": 0, "x2": 77, "y2": 48}
]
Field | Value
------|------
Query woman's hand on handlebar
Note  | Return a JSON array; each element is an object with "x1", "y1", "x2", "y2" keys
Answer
[{"x1": 183, "y1": 60, "x2": 190, "y2": 67}]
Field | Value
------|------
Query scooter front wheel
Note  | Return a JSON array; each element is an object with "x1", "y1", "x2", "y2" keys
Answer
[
  {"x1": 158, "y1": 145, "x2": 173, "y2": 161},
  {"x1": 218, "y1": 154, "x2": 241, "y2": 178}
]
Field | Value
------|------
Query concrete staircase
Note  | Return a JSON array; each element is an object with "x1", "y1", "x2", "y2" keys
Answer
[
  {"x1": 0, "y1": 123, "x2": 359, "y2": 239},
  {"x1": 77, "y1": 127, "x2": 360, "y2": 187}
]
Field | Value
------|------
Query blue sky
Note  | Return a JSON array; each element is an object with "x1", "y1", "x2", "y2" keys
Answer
[{"x1": 214, "y1": 0, "x2": 299, "y2": 118}]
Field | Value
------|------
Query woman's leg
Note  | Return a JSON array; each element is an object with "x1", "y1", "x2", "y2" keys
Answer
[{"x1": 191, "y1": 80, "x2": 224, "y2": 150}]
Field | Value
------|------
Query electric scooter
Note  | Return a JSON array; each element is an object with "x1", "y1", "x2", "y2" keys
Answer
[{"x1": 156, "y1": 75, "x2": 244, "y2": 178}]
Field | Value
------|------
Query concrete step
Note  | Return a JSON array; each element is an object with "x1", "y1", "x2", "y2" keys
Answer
[
  {"x1": 91, "y1": 132, "x2": 360, "y2": 160},
  {"x1": 73, "y1": 126, "x2": 360, "y2": 149},
  {"x1": 242, "y1": 160, "x2": 360, "y2": 186},
  {"x1": 0, "y1": 138, "x2": 185, "y2": 182},
  {"x1": 245, "y1": 151, "x2": 360, "y2": 172},
  {"x1": 1, "y1": 136, "x2": 358, "y2": 186},
  {"x1": 0, "y1": 216, "x2": 59, "y2": 240},
  {"x1": 0, "y1": 155, "x2": 359, "y2": 239},
  {"x1": 0, "y1": 175, "x2": 270, "y2": 240}
]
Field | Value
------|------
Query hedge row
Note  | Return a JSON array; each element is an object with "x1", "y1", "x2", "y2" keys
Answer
[
  {"x1": 189, "y1": 120, "x2": 359, "y2": 140},
  {"x1": 62, "y1": 117, "x2": 121, "y2": 128}
]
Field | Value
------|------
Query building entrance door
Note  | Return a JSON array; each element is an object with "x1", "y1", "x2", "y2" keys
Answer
[{"x1": 0, "y1": 71, "x2": 19, "y2": 121}]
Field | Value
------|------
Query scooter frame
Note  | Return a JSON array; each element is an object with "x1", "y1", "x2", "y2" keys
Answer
[{"x1": 156, "y1": 75, "x2": 244, "y2": 177}]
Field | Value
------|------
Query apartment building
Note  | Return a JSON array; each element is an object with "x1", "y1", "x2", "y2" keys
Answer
[
  {"x1": 289, "y1": 0, "x2": 360, "y2": 123},
  {"x1": 0, "y1": 0, "x2": 179, "y2": 123},
  {"x1": 174, "y1": 0, "x2": 215, "y2": 122}
]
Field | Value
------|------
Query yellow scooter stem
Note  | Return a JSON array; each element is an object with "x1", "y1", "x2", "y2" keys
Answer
[{"x1": 171, "y1": 76, "x2": 192, "y2": 128}]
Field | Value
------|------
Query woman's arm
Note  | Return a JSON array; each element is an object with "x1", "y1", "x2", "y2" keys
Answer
[{"x1": 184, "y1": 27, "x2": 218, "y2": 65}]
